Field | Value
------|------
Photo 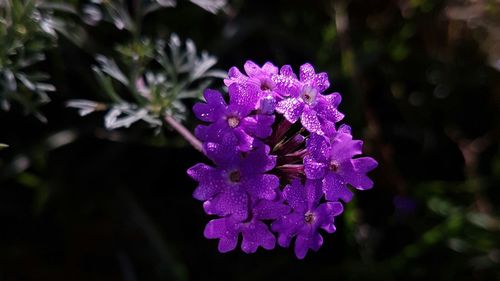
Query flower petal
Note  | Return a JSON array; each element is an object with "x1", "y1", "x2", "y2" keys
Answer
[
  {"x1": 240, "y1": 144, "x2": 276, "y2": 174},
  {"x1": 203, "y1": 135, "x2": 240, "y2": 168},
  {"x1": 245, "y1": 174, "x2": 278, "y2": 200},
  {"x1": 306, "y1": 133, "x2": 329, "y2": 163},
  {"x1": 204, "y1": 218, "x2": 239, "y2": 253},
  {"x1": 294, "y1": 232, "x2": 323, "y2": 259},
  {"x1": 305, "y1": 179, "x2": 323, "y2": 210},
  {"x1": 276, "y1": 97, "x2": 304, "y2": 123},
  {"x1": 187, "y1": 163, "x2": 224, "y2": 201},
  {"x1": 253, "y1": 198, "x2": 290, "y2": 220},
  {"x1": 271, "y1": 213, "x2": 303, "y2": 247},
  {"x1": 192, "y1": 89, "x2": 227, "y2": 122},
  {"x1": 304, "y1": 157, "x2": 327, "y2": 180},
  {"x1": 315, "y1": 202, "x2": 343, "y2": 233},
  {"x1": 224, "y1": 66, "x2": 247, "y2": 86},
  {"x1": 283, "y1": 180, "x2": 307, "y2": 212},
  {"x1": 243, "y1": 60, "x2": 261, "y2": 77},
  {"x1": 262, "y1": 62, "x2": 279, "y2": 75},
  {"x1": 240, "y1": 220, "x2": 275, "y2": 253},
  {"x1": 330, "y1": 133, "x2": 363, "y2": 161},
  {"x1": 301, "y1": 107, "x2": 323, "y2": 135},
  {"x1": 240, "y1": 114, "x2": 275, "y2": 139},
  {"x1": 299, "y1": 63, "x2": 316, "y2": 83},
  {"x1": 311, "y1": 72, "x2": 330, "y2": 93},
  {"x1": 323, "y1": 172, "x2": 353, "y2": 202},
  {"x1": 203, "y1": 188, "x2": 249, "y2": 221},
  {"x1": 228, "y1": 82, "x2": 260, "y2": 111}
]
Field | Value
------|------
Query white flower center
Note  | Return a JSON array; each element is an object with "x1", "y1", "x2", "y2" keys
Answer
[
  {"x1": 304, "y1": 211, "x2": 315, "y2": 224},
  {"x1": 329, "y1": 160, "x2": 340, "y2": 172},
  {"x1": 227, "y1": 116, "x2": 240, "y2": 128},
  {"x1": 300, "y1": 85, "x2": 318, "y2": 106}
]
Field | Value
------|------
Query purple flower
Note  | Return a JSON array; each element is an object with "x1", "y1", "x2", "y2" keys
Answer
[
  {"x1": 224, "y1": 60, "x2": 278, "y2": 93},
  {"x1": 274, "y1": 63, "x2": 344, "y2": 135},
  {"x1": 224, "y1": 60, "x2": 281, "y2": 114},
  {"x1": 193, "y1": 84, "x2": 275, "y2": 151},
  {"x1": 204, "y1": 198, "x2": 290, "y2": 253},
  {"x1": 187, "y1": 138, "x2": 278, "y2": 221},
  {"x1": 271, "y1": 179, "x2": 343, "y2": 259},
  {"x1": 304, "y1": 132, "x2": 378, "y2": 203}
]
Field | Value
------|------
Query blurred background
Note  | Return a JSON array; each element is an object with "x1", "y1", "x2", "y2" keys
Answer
[{"x1": 1, "y1": 0, "x2": 500, "y2": 280}]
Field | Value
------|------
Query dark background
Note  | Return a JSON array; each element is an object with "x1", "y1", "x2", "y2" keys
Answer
[{"x1": 1, "y1": 0, "x2": 500, "y2": 280}]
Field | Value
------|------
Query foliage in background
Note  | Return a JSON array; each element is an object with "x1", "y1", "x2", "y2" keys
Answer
[
  {"x1": 0, "y1": 0, "x2": 499, "y2": 281},
  {"x1": 0, "y1": 0, "x2": 57, "y2": 121}
]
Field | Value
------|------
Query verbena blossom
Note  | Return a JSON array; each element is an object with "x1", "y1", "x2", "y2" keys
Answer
[
  {"x1": 274, "y1": 63, "x2": 344, "y2": 135},
  {"x1": 187, "y1": 136, "x2": 278, "y2": 221},
  {"x1": 188, "y1": 60, "x2": 378, "y2": 259},
  {"x1": 272, "y1": 179, "x2": 343, "y2": 259},
  {"x1": 193, "y1": 84, "x2": 274, "y2": 151},
  {"x1": 304, "y1": 132, "x2": 378, "y2": 203}
]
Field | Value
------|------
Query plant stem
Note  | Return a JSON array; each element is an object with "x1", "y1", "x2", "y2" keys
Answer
[{"x1": 164, "y1": 115, "x2": 203, "y2": 154}]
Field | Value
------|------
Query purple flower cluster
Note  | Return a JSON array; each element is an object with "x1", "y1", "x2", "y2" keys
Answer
[{"x1": 187, "y1": 61, "x2": 378, "y2": 259}]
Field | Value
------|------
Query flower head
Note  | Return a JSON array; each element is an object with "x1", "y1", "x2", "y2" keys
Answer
[{"x1": 188, "y1": 60, "x2": 377, "y2": 259}]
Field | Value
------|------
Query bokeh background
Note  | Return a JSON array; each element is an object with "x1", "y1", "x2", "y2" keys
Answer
[{"x1": 1, "y1": 0, "x2": 500, "y2": 280}]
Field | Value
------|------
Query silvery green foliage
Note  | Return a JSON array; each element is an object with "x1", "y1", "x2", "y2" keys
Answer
[
  {"x1": 82, "y1": 0, "x2": 226, "y2": 30},
  {"x1": 68, "y1": 34, "x2": 226, "y2": 130},
  {"x1": 0, "y1": 0, "x2": 58, "y2": 120}
]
